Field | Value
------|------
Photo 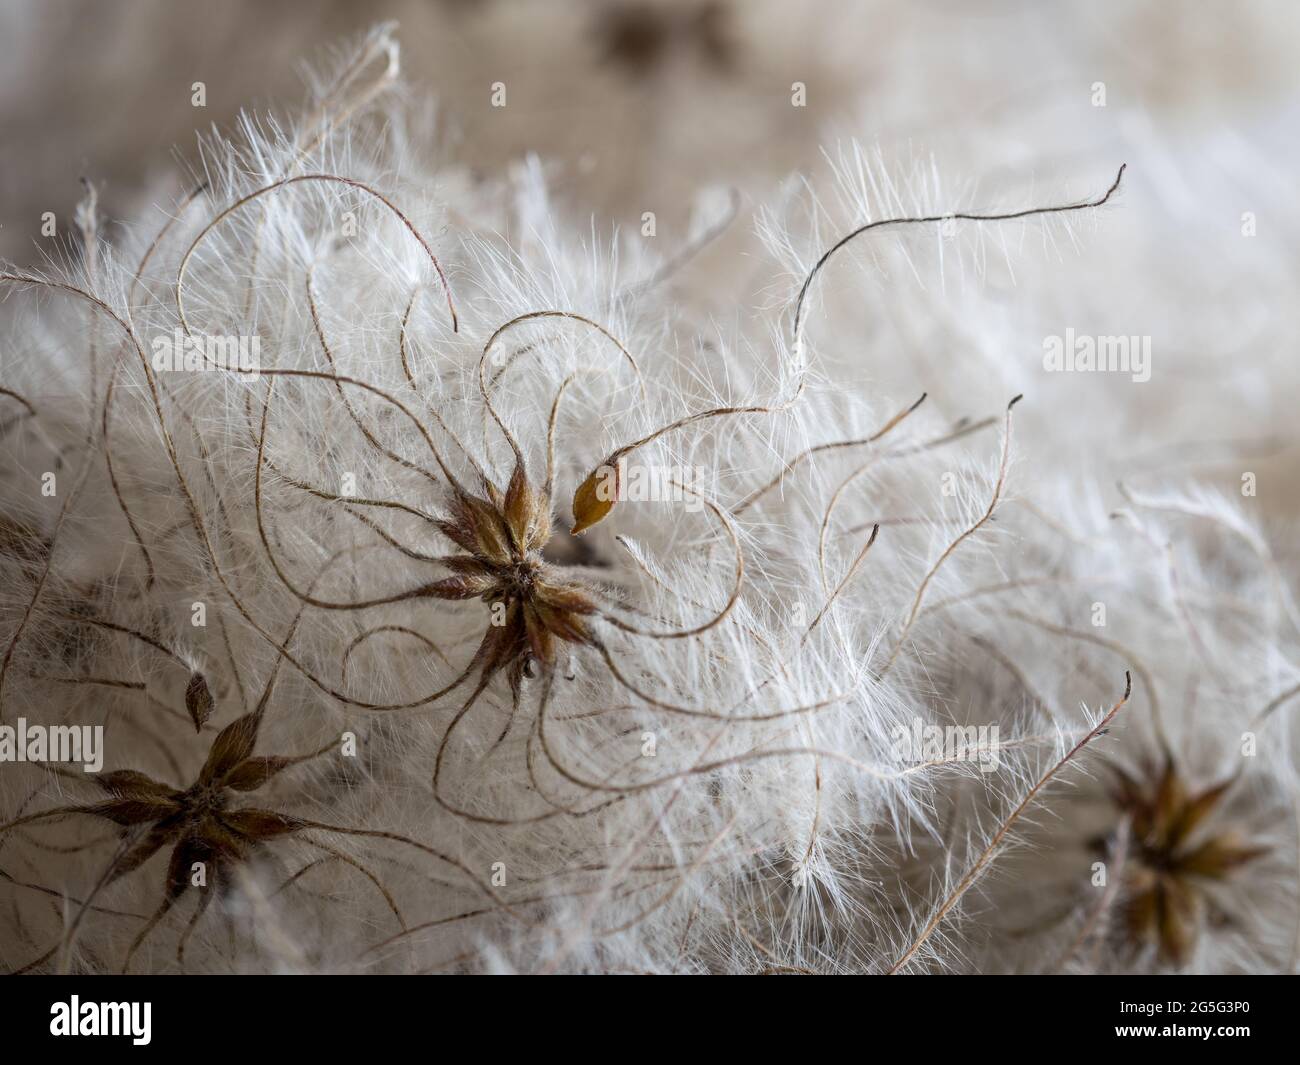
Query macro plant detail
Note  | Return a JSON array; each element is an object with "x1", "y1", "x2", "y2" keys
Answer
[
  {"x1": 2, "y1": 13, "x2": 1295, "y2": 981},
  {"x1": 2, "y1": 707, "x2": 322, "y2": 972},
  {"x1": 1108, "y1": 758, "x2": 1267, "y2": 966},
  {"x1": 430, "y1": 462, "x2": 600, "y2": 688},
  {"x1": 0, "y1": 602, "x2": 522, "y2": 974}
]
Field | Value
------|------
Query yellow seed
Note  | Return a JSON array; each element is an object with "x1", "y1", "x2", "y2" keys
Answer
[{"x1": 570, "y1": 466, "x2": 616, "y2": 535}]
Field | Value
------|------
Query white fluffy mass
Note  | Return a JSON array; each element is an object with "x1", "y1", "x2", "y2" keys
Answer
[{"x1": 2, "y1": 18, "x2": 1297, "y2": 974}]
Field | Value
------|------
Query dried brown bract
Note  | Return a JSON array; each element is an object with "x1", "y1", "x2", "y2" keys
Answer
[
  {"x1": 1, "y1": 706, "x2": 328, "y2": 971},
  {"x1": 1109, "y1": 758, "x2": 1267, "y2": 966},
  {"x1": 423, "y1": 461, "x2": 601, "y2": 694}
]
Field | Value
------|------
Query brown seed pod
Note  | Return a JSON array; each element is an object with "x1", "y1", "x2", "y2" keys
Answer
[
  {"x1": 421, "y1": 460, "x2": 601, "y2": 695},
  {"x1": 1109, "y1": 757, "x2": 1267, "y2": 967}
]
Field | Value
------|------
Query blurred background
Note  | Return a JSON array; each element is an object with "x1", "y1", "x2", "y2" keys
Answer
[{"x1": 3, "y1": 0, "x2": 1297, "y2": 260}]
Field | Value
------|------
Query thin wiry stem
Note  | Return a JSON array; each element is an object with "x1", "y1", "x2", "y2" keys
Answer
[
  {"x1": 887, "y1": 672, "x2": 1131, "y2": 974},
  {"x1": 398, "y1": 286, "x2": 489, "y2": 485},
  {"x1": 735, "y1": 391, "x2": 926, "y2": 515},
  {"x1": 597, "y1": 485, "x2": 744, "y2": 640},
  {"x1": 101, "y1": 365, "x2": 157, "y2": 586},
  {"x1": 176, "y1": 173, "x2": 458, "y2": 337},
  {"x1": 878, "y1": 395, "x2": 1021, "y2": 678},
  {"x1": 0, "y1": 385, "x2": 37, "y2": 418},
  {"x1": 306, "y1": 265, "x2": 446, "y2": 491},
  {"x1": 478, "y1": 309, "x2": 644, "y2": 475},
  {"x1": 0, "y1": 363, "x2": 97, "y2": 723},
  {"x1": 1004, "y1": 609, "x2": 1165, "y2": 752},
  {"x1": 1255, "y1": 678, "x2": 1300, "y2": 727},
  {"x1": 792, "y1": 165, "x2": 1126, "y2": 351}
]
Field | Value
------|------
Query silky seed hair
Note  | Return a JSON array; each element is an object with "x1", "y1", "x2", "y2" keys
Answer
[{"x1": 2, "y1": 24, "x2": 1293, "y2": 975}]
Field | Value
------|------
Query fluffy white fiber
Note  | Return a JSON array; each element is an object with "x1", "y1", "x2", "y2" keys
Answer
[{"x1": 1, "y1": 20, "x2": 1297, "y2": 974}]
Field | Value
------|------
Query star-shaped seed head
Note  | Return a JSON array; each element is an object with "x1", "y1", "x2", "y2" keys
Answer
[
  {"x1": 85, "y1": 712, "x2": 305, "y2": 903},
  {"x1": 1110, "y1": 758, "x2": 1267, "y2": 966},
  {"x1": 425, "y1": 461, "x2": 600, "y2": 689}
]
